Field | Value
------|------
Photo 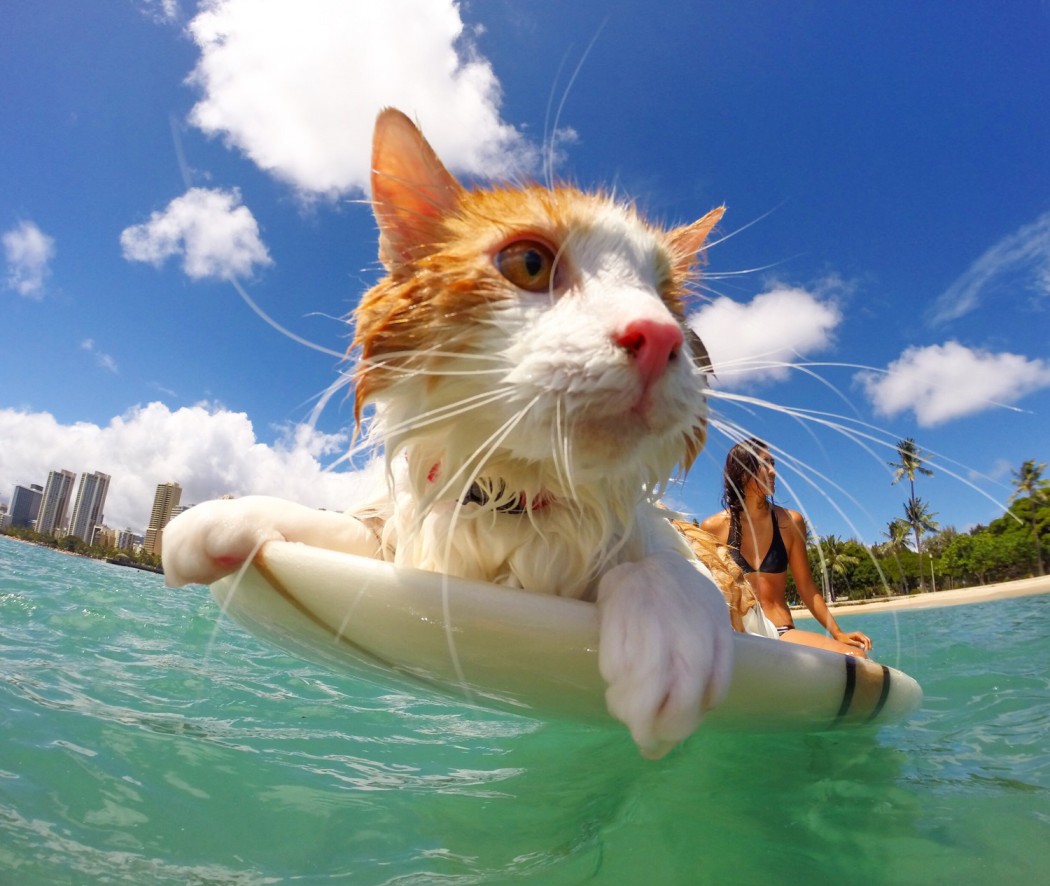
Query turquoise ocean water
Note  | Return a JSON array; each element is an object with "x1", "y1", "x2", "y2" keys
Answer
[{"x1": 2, "y1": 534, "x2": 1048, "y2": 885}]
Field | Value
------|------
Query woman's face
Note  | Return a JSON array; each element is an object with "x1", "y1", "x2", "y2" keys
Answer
[{"x1": 750, "y1": 450, "x2": 776, "y2": 497}]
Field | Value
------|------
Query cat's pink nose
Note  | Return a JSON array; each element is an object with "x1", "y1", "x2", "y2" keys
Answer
[{"x1": 615, "y1": 318, "x2": 684, "y2": 385}]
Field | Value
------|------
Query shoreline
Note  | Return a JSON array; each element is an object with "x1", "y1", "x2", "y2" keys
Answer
[
  {"x1": 793, "y1": 574, "x2": 1050, "y2": 617},
  {"x1": 0, "y1": 533, "x2": 163, "y2": 574}
]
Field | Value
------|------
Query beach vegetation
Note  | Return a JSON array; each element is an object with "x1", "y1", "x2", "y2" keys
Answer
[
  {"x1": 0, "y1": 525, "x2": 162, "y2": 572},
  {"x1": 1008, "y1": 459, "x2": 1049, "y2": 575}
]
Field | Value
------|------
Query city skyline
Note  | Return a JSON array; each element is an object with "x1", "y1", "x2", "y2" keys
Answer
[{"x1": 3, "y1": 467, "x2": 171, "y2": 539}]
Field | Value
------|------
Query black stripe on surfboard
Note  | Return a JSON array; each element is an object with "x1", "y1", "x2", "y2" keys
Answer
[
  {"x1": 835, "y1": 656, "x2": 893, "y2": 723},
  {"x1": 836, "y1": 655, "x2": 857, "y2": 719},
  {"x1": 865, "y1": 665, "x2": 892, "y2": 723}
]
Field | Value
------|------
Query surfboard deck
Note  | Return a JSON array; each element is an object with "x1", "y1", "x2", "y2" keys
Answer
[{"x1": 209, "y1": 541, "x2": 922, "y2": 731}]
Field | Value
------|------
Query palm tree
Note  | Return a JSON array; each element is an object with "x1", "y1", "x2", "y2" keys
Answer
[
  {"x1": 1009, "y1": 459, "x2": 1049, "y2": 575},
  {"x1": 881, "y1": 518, "x2": 911, "y2": 554},
  {"x1": 903, "y1": 496, "x2": 939, "y2": 590},
  {"x1": 890, "y1": 437, "x2": 934, "y2": 499},
  {"x1": 890, "y1": 438, "x2": 934, "y2": 585},
  {"x1": 817, "y1": 534, "x2": 860, "y2": 602}
]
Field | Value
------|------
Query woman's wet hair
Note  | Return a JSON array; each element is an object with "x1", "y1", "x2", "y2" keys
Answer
[{"x1": 721, "y1": 437, "x2": 770, "y2": 513}]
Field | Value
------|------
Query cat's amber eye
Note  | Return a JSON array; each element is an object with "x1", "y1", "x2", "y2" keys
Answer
[{"x1": 495, "y1": 240, "x2": 557, "y2": 293}]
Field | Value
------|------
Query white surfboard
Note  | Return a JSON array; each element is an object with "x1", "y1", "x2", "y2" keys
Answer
[{"x1": 210, "y1": 541, "x2": 922, "y2": 731}]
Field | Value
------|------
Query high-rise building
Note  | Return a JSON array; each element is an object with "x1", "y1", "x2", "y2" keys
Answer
[
  {"x1": 115, "y1": 529, "x2": 138, "y2": 551},
  {"x1": 69, "y1": 471, "x2": 111, "y2": 544},
  {"x1": 143, "y1": 482, "x2": 182, "y2": 555},
  {"x1": 36, "y1": 469, "x2": 76, "y2": 537},
  {"x1": 9, "y1": 483, "x2": 44, "y2": 528}
]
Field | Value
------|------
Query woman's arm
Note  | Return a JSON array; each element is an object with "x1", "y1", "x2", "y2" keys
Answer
[{"x1": 782, "y1": 509, "x2": 872, "y2": 651}]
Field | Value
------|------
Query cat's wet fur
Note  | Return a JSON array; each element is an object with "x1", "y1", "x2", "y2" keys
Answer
[{"x1": 163, "y1": 108, "x2": 734, "y2": 758}]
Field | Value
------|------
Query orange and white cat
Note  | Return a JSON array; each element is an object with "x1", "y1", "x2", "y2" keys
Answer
[{"x1": 163, "y1": 108, "x2": 733, "y2": 758}]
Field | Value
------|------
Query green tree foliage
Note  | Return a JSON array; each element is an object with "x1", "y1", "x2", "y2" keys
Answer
[
  {"x1": 1008, "y1": 459, "x2": 1049, "y2": 575},
  {"x1": 903, "y1": 496, "x2": 939, "y2": 543},
  {"x1": 814, "y1": 535, "x2": 861, "y2": 602},
  {"x1": 783, "y1": 459, "x2": 1048, "y2": 601},
  {"x1": 889, "y1": 438, "x2": 935, "y2": 587},
  {"x1": 880, "y1": 518, "x2": 911, "y2": 554}
]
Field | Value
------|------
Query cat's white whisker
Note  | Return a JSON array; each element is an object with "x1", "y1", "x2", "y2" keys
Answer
[
  {"x1": 429, "y1": 395, "x2": 544, "y2": 512},
  {"x1": 550, "y1": 396, "x2": 575, "y2": 501},
  {"x1": 228, "y1": 277, "x2": 346, "y2": 360},
  {"x1": 426, "y1": 395, "x2": 546, "y2": 700},
  {"x1": 304, "y1": 370, "x2": 355, "y2": 433},
  {"x1": 702, "y1": 260, "x2": 797, "y2": 281},
  {"x1": 543, "y1": 18, "x2": 608, "y2": 189},
  {"x1": 702, "y1": 202, "x2": 785, "y2": 252},
  {"x1": 356, "y1": 347, "x2": 506, "y2": 367},
  {"x1": 709, "y1": 379, "x2": 1011, "y2": 524},
  {"x1": 374, "y1": 387, "x2": 518, "y2": 446}
]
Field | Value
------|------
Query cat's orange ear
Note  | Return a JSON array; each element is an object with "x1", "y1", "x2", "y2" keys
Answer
[
  {"x1": 667, "y1": 206, "x2": 726, "y2": 275},
  {"x1": 371, "y1": 108, "x2": 464, "y2": 267}
]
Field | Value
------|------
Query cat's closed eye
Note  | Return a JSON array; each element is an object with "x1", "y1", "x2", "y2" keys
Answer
[{"x1": 495, "y1": 239, "x2": 559, "y2": 293}]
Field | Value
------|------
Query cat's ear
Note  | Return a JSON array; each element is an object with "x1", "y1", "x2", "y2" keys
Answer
[
  {"x1": 371, "y1": 108, "x2": 464, "y2": 267},
  {"x1": 667, "y1": 206, "x2": 726, "y2": 274}
]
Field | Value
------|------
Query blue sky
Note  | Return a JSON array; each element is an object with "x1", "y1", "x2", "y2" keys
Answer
[{"x1": 2, "y1": 0, "x2": 1048, "y2": 542}]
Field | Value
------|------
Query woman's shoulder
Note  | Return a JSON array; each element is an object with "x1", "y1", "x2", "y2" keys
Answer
[
  {"x1": 773, "y1": 505, "x2": 807, "y2": 534},
  {"x1": 698, "y1": 510, "x2": 731, "y2": 536}
]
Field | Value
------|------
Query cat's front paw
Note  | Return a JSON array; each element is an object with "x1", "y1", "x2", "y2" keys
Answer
[
  {"x1": 162, "y1": 497, "x2": 287, "y2": 588},
  {"x1": 596, "y1": 550, "x2": 733, "y2": 758}
]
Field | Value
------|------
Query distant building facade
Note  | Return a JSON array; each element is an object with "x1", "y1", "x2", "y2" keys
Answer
[
  {"x1": 143, "y1": 482, "x2": 182, "y2": 555},
  {"x1": 9, "y1": 483, "x2": 44, "y2": 528},
  {"x1": 96, "y1": 526, "x2": 137, "y2": 551},
  {"x1": 36, "y1": 470, "x2": 76, "y2": 537},
  {"x1": 116, "y1": 529, "x2": 140, "y2": 551},
  {"x1": 69, "y1": 471, "x2": 111, "y2": 544}
]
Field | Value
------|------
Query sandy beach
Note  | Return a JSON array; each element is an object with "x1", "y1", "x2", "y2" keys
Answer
[{"x1": 794, "y1": 573, "x2": 1050, "y2": 617}]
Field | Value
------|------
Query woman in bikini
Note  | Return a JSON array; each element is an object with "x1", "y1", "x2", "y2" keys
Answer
[{"x1": 699, "y1": 438, "x2": 872, "y2": 657}]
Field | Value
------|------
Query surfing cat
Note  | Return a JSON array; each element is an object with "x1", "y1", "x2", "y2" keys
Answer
[{"x1": 162, "y1": 108, "x2": 734, "y2": 758}]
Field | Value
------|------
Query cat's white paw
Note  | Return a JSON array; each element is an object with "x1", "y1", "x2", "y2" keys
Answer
[
  {"x1": 162, "y1": 495, "x2": 385, "y2": 588},
  {"x1": 161, "y1": 497, "x2": 287, "y2": 588},
  {"x1": 596, "y1": 549, "x2": 734, "y2": 758}
]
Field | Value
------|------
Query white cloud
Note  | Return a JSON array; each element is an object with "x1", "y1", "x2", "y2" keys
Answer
[
  {"x1": 928, "y1": 211, "x2": 1050, "y2": 324},
  {"x1": 184, "y1": 0, "x2": 533, "y2": 197},
  {"x1": 120, "y1": 187, "x2": 272, "y2": 280},
  {"x1": 81, "y1": 339, "x2": 119, "y2": 374},
  {"x1": 687, "y1": 286, "x2": 841, "y2": 387},
  {"x1": 0, "y1": 403, "x2": 378, "y2": 534},
  {"x1": 855, "y1": 341, "x2": 1050, "y2": 427},
  {"x1": 3, "y1": 220, "x2": 56, "y2": 298},
  {"x1": 137, "y1": 0, "x2": 181, "y2": 23}
]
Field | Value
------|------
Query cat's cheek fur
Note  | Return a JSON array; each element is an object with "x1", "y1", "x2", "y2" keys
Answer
[{"x1": 596, "y1": 549, "x2": 734, "y2": 758}]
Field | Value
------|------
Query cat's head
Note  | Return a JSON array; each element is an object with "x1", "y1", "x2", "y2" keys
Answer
[{"x1": 353, "y1": 108, "x2": 723, "y2": 502}]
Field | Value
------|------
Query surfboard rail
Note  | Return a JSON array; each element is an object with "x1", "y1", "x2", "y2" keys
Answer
[{"x1": 209, "y1": 541, "x2": 922, "y2": 731}]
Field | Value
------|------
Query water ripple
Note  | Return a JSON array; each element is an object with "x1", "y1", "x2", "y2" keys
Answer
[{"x1": 3, "y1": 537, "x2": 1050, "y2": 884}]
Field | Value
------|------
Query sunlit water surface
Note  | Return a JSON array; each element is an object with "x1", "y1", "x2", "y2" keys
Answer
[{"x1": 2, "y1": 535, "x2": 1048, "y2": 884}]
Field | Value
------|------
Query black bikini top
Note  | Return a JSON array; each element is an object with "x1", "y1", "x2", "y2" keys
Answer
[{"x1": 728, "y1": 508, "x2": 789, "y2": 575}]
